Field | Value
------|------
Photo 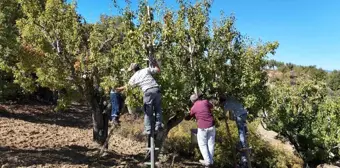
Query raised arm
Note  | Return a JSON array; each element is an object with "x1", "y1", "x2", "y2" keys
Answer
[
  {"x1": 153, "y1": 60, "x2": 161, "y2": 73},
  {"x1": 148, "y1": 60, "x2": 161, "y2": 74},
  {"x1": 185, "y1": 106, "x2": 195, "y2": 120},
  {"x1": 116, "y1": 75, "x2": 136, "y2": 92},
  {"x1": 115, "y1": 86, "x2": 126, "y2": 92}
]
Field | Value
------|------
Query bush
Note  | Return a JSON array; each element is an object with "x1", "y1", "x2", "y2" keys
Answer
[
  {"x1": 267, "y1": 79, "x2": 340, "y2": 165},
  {"x1": 165, "y1": 121, "x2": 199, "y2": 157},
  {"x1": 165, "y1": 120, "x2": 303, "y2": 168},
  {"x1": 0, "y1": 71, "x2": 24, "y2": 101}
]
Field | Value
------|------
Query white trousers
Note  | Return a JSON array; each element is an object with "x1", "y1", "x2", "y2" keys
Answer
[{"x1": 197, "y1": 126, "x2": 216, "y2": 165}]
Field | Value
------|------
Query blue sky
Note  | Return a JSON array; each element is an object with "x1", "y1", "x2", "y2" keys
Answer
[{"x1": 72, "y1": 0, "x2": 340, "y2": 70}]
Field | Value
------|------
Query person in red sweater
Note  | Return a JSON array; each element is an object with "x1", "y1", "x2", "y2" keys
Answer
[{"x1": 186, "y1": 93, "x2": 216, "y2": 167}]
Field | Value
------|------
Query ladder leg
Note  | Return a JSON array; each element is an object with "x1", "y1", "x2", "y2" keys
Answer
[
  {"x1": 150, "y1": 120, "x2": 155, "y2": 168},
  {"x1": 144, "y1": 106, "x2": 158, "y2": 167}
]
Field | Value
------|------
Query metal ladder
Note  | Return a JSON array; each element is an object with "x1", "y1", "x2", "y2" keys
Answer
[{"x1": 144, "y1": 112, "x2": 158, "y2": 168}]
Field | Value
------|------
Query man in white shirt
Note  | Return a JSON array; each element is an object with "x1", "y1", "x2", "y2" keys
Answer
[{"x1": 116, "y1": 61, "x2": 162, "y2": 134}]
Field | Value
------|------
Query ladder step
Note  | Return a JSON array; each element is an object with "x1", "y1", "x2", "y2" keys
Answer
[
  {"x1": 144, "y1": 162, "x2": 160, "y2": 165},
  {"x1": 239, "y1": 147, "x2": 252, "y2": 151},
  {"x1": 145, "y1": 147, "x2": 159, "y2": 151}
]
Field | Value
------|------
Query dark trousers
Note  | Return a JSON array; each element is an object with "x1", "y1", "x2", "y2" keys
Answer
[{"x1": 143, "y1": 87, "x2": 162, "y2": 132}]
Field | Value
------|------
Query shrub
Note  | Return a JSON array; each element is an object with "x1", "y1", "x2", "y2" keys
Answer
[{"x1": 165, "y1": 120, "x2": 303, "y2": 168}]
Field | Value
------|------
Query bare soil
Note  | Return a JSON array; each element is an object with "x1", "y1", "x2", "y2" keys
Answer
[
  {"x1": 0, "y1": 103, "x2": 202, "y2": 168},
  {"x1": 3, "y1": 103, "x2": 327, "y2": 168},
  {"x1": 0, "y1": 104, "x2": 147, "y2": 168}
]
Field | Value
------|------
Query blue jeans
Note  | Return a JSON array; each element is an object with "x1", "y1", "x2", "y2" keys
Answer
[
  {"x1": 143, "y1": 87, "x2": 162, "y2": 133},
  {"x1": 236, "y1": 114, "x2": 248, "y2": 164},
  {"x1": 110, "y1": 91, "x2": 122, "y2": 120}
]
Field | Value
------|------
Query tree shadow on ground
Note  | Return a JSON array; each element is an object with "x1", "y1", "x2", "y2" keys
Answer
[
  {"x1": 0, "y1": 145, "x2": 145, "y2": 167},
  {"x1": 0, "y1": 104, "x2": 92, "y2": 129}
]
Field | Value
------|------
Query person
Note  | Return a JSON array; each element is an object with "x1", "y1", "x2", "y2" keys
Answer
[
  {"x1": 186, "y1": 93, "x2": 216, "y2": 167},
  {"x1": 219, "y1": 94, "x2": 249, "y2": 167},
  {"x1": 115, "y1": 61, "x2": 162, "y2": 134},
  {"x1": 109, "y1": 87, "x2": 124, "y2": 125}
]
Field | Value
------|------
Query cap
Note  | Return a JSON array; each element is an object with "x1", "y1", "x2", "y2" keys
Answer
[
  {"x1": 190, "y1": 91, "x2": 202, "y2": 103},
  {"x1": 190, "y1": 94, "x2": 198, "y2": 103},
  {"x1": 127, "y1": 63, "x2": 139, "y2": 72}
]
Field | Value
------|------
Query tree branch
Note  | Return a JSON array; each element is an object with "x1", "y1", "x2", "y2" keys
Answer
[
  {"x1": 56, "y1": 39, "x2": 61, "y2": 54},
  {"x1": 166, "y1": 111, "x2": 185, "y2": 131},
  {"x1": 98, "y1": 35, "x2": 115, "y2": 52},
  {"x1": 33, "y1": 21, "x2": 56, "y2": 50}
]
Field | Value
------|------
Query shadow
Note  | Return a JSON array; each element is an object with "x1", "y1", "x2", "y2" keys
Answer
[
  {"x1": 117, "y1": 153, "x2": 146, "y2": 168},
  {"x1": 178, "y1": 161, "x2": 202, "y2": 168},
  {"x1": 0, "y1": 145, "x2": 150, "y2": 167},
  {"x1": 0, "y1": 145, "x2": 121, "y2": 167},
  {"x1": 0, "y1": 104, "x2": 92, "y2": 129}
]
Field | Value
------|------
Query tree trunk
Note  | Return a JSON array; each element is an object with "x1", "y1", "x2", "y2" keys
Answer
[
  {"x1": 155, "y1": 111, "x2": 185, "y2": 158},
  {"x1": 92, "y1": 107, "x2": 109, "y2": 146},
  {"x1": 84, "y1": 77, "x2": 109, "y2": 146}
]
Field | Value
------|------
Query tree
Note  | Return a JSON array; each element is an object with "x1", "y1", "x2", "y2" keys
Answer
[
  {"x1": 107, "y1": 0, "x2": 278, "y2": 154},
  {"x1": 0, "y1": 0, "x2": 22, "y2": 69},
  {"x1": 6, "y1": 0, "x2": 278, "y2": 155},
  {"x1": 293, "y1": 65, "x2": 327, "y2": 82},
  {"x1": 266, "y1": 59, "x2": 284, "y2": 70},
  {"x1": 0, "y1": 0, "x2": 24, "y2": 100},
  {"x1": 266, "y1": 78, "x2": 340, "y2": 166},
  {"x1": 327, "y1": 70, "x2": 340, "y2": 91},
  {"x1": 14, "y1": 0, "x2": 112, "y2": 145}
]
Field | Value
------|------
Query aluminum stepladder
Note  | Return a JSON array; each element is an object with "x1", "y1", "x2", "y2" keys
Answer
[{"x1": 144, "y1": 107, "x2": 159, "y2": 168}]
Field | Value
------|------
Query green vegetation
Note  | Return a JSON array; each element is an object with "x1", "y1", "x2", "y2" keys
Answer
[{"x1": 0, "y1": 0, "x2": 339, "y2": 167}]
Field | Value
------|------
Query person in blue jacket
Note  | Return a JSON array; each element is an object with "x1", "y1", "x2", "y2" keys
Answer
[
  {"x1": 110, "y1": 87, "x2": 124, "y2": 125},
  {"x1": 219, "y1": 94, "x2": 249, "y2": 168}
]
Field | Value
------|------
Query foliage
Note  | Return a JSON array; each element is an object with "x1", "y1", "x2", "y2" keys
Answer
[
  {"x1": 270, "y1": 61, "x2": 328, "y2": 82},
  {"x1": 166, "y1": 120, "x2": 303, "y2": 167},
  {"x1": 125, "y1": 85, "x2": 143, "y2": 108},
  {"x1": 0, "y1": 71, "x2": 23, "y2": 101},
  {"x1": 327, "y1": 70, "x2": 340, "y2": 91},
  {"x1": 2, "y1": 0, "x2": 278, "y2": 151},
  {"x1": 293, "y1": 65, "x2": 327, "y2": 81},
  {"x1": 165, "y1": 121, "x2": 197, "y2": 157},
  {"x1": 0, "y1": 0, "x2": 22, "y2": 70},
  {"x1": 0, "y1": 0, "x2": 24, "y2": 100},
  {"x1": 3, "y1": 0, "x2": 338, "y2": 166},
  {"x1": 266, "y1": 78, "x2": 340, "y2": 165},
  {"x1": 266, "y1": 59, "x2": 284, "y2": 70},
  {"x1": 105, "y1": 0, "x2": 278, "y2": 123}
]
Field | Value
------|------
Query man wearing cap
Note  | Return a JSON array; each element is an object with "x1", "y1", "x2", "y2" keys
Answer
[
  {"x1": 116, "y1": 61, "x2": 162, "y2": 134},
  {"x1": 186, "y1": 92, "x2": 216, "y2": 167}
]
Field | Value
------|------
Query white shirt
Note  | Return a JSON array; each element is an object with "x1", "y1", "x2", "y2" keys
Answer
[{"x1": 128, "y1": 67, "x2": 159, "y2": 92}]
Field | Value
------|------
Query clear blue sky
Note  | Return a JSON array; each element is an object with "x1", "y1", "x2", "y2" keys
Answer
[{"x1": 72, "y1": 0, "x2": 340, "y2": 70}]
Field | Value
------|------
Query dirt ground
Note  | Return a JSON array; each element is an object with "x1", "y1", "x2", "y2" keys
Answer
[
  {"x1": 4, "y1": 103, "x2": 336, "y2": 168},
  {"x1": 0, "y1": 103, "x2": 151, "y2": 168},
  {"x1": 0, "y1": 103, "x2": 203, "y2": 168}
]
